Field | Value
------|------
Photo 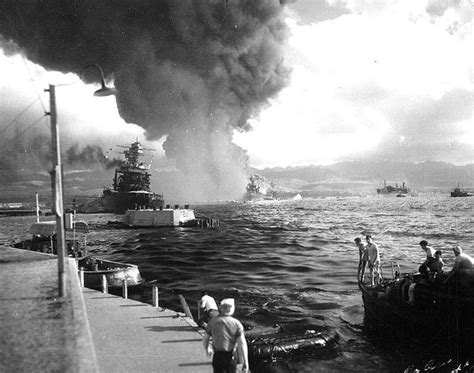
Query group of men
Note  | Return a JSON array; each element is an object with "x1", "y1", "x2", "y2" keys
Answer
[
  {"x1": 419, "y1": 240, "x2": 474, "y2": 282},
  {"x1": 355, "y1": 236, "x2": 474, "y2": 285},
  {"x1": 200, "y1": 291, "x2": 249, "y2": 373}
]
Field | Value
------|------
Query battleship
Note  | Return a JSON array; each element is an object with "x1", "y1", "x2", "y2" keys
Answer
[
  {"x1": 376, "y1": 180, "x2": 410, "y2": 195},
  {"x1": 70, "y1": 141, "x2": 164, "y2": 213},
  {"x1": 243, "y1": 174, "x2": 276, "y2": 202},
  {"x1": 243, "y1": 174, "x2": 302, "y2": 203}
]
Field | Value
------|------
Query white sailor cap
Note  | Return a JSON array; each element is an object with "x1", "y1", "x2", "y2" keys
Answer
[{"x1": 220, "y1": 298, "x2": 235, "y2": 307}]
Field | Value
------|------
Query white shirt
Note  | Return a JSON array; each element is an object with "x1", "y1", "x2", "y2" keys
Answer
[
  {"x1": 425, "y1": 246, "x2": 435, "y2": 258},
  {"x1": 201, "y1": 294, "x2": 218, "y2": 311}
]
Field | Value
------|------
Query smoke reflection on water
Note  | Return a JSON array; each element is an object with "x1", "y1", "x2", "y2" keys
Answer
[{"x1": 1, "y1": 196, "x2": 472, "y2": 372}]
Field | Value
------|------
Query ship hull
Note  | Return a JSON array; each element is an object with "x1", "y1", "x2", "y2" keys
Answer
[
  {"x1": 359, "y1": 272, "x2": 474, "y2": 348},
  {"x1": 71, "y1": 191, "x2": 164, "y2": 214},
  {"x1": 451, "y1": 191, "x2": 473, "y2": 197}
]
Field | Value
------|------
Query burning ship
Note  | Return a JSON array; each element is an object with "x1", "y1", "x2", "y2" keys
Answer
[
  {"x1": 243, "y1": 174, "x2": 276, "y2": 202},
  {"x1": 243, "y1": 174, "x2": 302, "y2": 203},
  {"x1": 71, "y1": 141, "x2": 164, "y2": 213}
]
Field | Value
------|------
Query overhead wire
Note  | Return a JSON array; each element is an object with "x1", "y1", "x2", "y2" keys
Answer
[
  {"x1": 21, "y1": 57, "x2": 47, "y2": 113},
  {"x1": 0, "y1": 97, "x2": 41, "y2": 137},
  {"x1": 0, "y1": 55, "x2": 51, "y2": 155},
  {"x1": 0, "y1": 114, "x2": 48, "y2": 153}
]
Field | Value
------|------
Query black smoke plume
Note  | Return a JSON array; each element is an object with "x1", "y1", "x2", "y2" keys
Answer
[
  {"x1": 0, "y1": 0, "x2": 291, "y2": 200},
  {"x1": 65, "y1": 144, "x2": 120, "y2": 170}
]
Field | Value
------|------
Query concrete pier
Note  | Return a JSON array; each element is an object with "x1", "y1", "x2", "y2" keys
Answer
[
  {"x1": 0, "y1": 246, "x2": 98, "y2": 373},
  {"x1": 83, "y1": 288, "x2": 212, "y2": 372},
  {"x1": 0, "y1": 246, "x2": 212, "y2": 372}
]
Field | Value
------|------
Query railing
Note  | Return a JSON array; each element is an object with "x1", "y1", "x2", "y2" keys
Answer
[{"x1": 379, "y1": 261, "x2": 401, "y2": 281}]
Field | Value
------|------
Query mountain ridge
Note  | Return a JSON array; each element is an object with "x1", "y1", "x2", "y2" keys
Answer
[{"x1": 0, "y1": 160, "x2": 472, "y2": 202}]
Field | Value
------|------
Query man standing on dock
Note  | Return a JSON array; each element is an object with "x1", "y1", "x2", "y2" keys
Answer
[{"x1": 203, "y1": 298, "x2": 249, "y2": 373}]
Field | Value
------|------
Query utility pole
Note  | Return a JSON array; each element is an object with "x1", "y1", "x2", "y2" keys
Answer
[{"x1": 46, "y1": 84, "x2": 66, "y2": 297}]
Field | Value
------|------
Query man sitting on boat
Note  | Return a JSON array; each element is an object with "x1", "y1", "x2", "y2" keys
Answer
[
  {"x1": 419, "y1": 250, "x2": 445, "y2": 279},
  {"x1": 444, "y1": 246, "x2": 474, "y2": 286},
  {"x1": 419, "y1": 240, "x2": 435, "y2": 259}
]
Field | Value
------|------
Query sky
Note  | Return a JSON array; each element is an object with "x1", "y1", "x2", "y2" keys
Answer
[
  {"x1": 234, "y1": 0, "x2": 473, "y2": 167},
  {"x1": 0, "y1": 0, "x2": 472, "y2": 200}
]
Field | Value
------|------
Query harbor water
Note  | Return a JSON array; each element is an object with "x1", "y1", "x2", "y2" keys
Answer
[{"x1": 1, "y1": 195, "x2": 472, "y2": 372}]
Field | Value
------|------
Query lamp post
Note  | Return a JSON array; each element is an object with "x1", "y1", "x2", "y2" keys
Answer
[{"x1": 46, "y1": 65, "x2": 115, "y2": 297}]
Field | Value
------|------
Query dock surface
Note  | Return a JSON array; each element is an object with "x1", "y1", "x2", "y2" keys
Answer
[
  {"x1": 83, "y1": 288, "x2": 212, "y2": 372},
  {"x1": 0, "y1": 246, "x2": 97, "y2": 373},
  {"x1": 0, "y1": 246, "x2": 212, "y2": 373}
]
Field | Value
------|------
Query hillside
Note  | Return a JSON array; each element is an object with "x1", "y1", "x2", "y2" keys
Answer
[
  {"x1": 252, "y1": 161, "x2": 474, "y2": 197},
  {"x1": 0, "y1": 161, "x2": 472, "y2": 203}
]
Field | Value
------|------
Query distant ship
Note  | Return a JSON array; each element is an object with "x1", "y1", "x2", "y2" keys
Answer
[
  {"x1": 244, "y1": 174, "x2": 276, "y2": 202},
  {"x1": 70, "y1": 141, "x2": 164, "y2": 213},
  {"x1": 243, "y1": 174, "x2": 302, "y2": 203},
  {"x1": 377, "y1": 180, "x2": 410, "y2": 195},
  {"x1": 451, "y1": 185, "x2": 473, "y2": 197}
]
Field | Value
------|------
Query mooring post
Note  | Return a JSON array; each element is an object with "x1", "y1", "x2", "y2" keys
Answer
[
  {"x1": 79, "y1": 267, "x2": 84, "y2": 288},
  {"x1": 197, "y1": 301, "x2": 201, "y2": 321},
  {"x1": 152, "y1": 285, "x2": 159, "y2": 308},
  {"x1": 101, "y1": 275, "x2": 108, "y2": 294},
  {"x1": 122, "y1": 279, "x2": 128, "y2": 299}
]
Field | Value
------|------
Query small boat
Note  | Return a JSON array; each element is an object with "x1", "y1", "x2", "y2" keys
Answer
[
  {"x1": 77, "y1": 256, "x2": 144, "y2": 288},
  {"x1": 451, "y1": 186, "x2": 473, "y2": 197},
  {"x1": 359, "y1": 263, "x2": 474, "y2": 346},
  {"x1": 245, "y1": 325, "x2": 338, "y2": 361},
  {"x1": 13, "y1": 220, "x2": 145, "y2": 289},
  {"x1": 14, "y1": 219, "x2": 89, "y2": 256}
]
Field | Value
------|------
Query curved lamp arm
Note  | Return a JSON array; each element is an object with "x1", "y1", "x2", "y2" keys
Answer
[{"x1": 83, "y1": 64, "x2": 117, "y2": 97}]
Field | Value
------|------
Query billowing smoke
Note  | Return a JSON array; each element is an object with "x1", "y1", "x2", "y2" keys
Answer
[
  {"x1": 65, "y1": 144, "x2": 120, "y2": 170},
  {"x1": 0, "y1": 1, "x2": 291, "y2": 201}
]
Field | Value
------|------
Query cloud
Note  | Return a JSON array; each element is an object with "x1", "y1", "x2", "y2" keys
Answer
[{"x1": 235, "y1": 0, "x2": 473, "y2": 167}]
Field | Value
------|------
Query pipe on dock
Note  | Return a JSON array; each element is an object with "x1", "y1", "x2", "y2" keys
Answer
[
  {"x1": 152, "y1": 285, "x2": 159, "y2": 308},
  {"x1": 101, "y1": 275, "x2": 108, "y2": 294},
  {"x1": 79, "y1": 267, "x2": 84, "y2": 288},
  {"x1": 178, "y1": 294, "x2": 194, "y2": 321},
  {"x1": 122, "y1": 279, "x2": 128, "y2": 299}
]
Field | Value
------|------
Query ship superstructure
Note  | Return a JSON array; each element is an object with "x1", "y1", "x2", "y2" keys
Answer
[
  {"x1": 72, "y1": 141, "x2": 164, "y2": 213},
  {"x1": 112, "y1": 141, "x2": 153, "y2": 194},
  {"x1": 377, "y1": 180, "x2": 410, "y2": 195}
]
